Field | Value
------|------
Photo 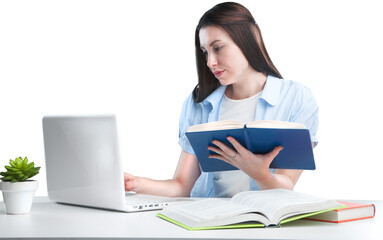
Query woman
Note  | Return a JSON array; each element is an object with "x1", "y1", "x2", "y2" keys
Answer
[{"x1": 124, "y1": 2, "x2": 318, "y2": 198}]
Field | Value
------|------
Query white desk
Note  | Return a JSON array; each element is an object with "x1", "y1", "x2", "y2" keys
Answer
[{"x1": 0, "y1": 197, "x2": 381, "y2": 240}]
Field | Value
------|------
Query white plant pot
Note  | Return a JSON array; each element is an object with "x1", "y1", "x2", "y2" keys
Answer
[{"x1": 0, "y1": 180, "x2": 38, "y2": 215}]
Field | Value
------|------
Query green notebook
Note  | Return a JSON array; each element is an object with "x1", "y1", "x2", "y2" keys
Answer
[{"x1": 157, "y1": 189, "x2": 346, "y2": 230}]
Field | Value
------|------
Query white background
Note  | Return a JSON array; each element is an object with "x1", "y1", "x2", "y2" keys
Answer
[{"x1": 1, "y1": 0, "x2": 382, "y2": 201}]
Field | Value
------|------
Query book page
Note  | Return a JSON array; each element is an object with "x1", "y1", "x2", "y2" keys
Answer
[
  {"x1": 231, "y1": 189, "x2": 342, "y2": 224},
  {"x1": 160, "y1": 198, "x2": 269, "y2": 227},
  {"x1": 246, "y1": 120, "x2": 306, "y2": 129},
  {"x1": 165, "y1": 198, "x2": 249, "y2": 221},
  {"x1": 187, "y1": 120, "x2": 243, "y2": 132}
]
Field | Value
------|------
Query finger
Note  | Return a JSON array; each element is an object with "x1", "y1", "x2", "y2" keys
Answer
[
  {"x1": 209, "y1": 154, "x2": 234, "y2": 165},
  {"x1": 125, "y1": 181, "x2": 135, "y2": 191},
  {"x1": 124, "y1": 172, "x2": 134, "y2": 181},
  {"x1": 264, "y1": 146, "x2": 284, "y2": 164},
  {"x1": 226, "y1": 136, "x2": 248, "y2": 155},
  {"x1": 208, "y1": 146, "x2": 233, "y2": 160},
  {"x1": 124, "y1": 179, "x2": 136, "y2": 191},
  {"x1": 124, "y1": 173, "x2": 136, "y2": 191},
  {"x1": 211, "y1": 140, "x2": 237, "y2": 157}
]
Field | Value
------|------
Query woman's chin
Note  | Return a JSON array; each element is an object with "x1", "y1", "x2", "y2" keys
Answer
[{"x1": 217, "y1": 78, "x2": 232, "y2": 86}]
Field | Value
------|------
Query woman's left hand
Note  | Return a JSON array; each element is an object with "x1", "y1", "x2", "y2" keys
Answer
[{"x1": 208, "y1": 136, "x2": 283, "y2": 182}]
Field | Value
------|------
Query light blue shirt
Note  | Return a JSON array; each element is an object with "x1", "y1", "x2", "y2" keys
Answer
[{"x1": 178, "y1": 75, "x2": 319, "y2": 197}]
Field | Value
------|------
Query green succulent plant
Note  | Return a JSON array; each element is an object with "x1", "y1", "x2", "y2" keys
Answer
[{"x1": 0, "y1": 157, "x2": 40, "y2": 182}]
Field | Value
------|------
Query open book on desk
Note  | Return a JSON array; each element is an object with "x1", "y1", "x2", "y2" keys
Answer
[
  {"x1": 185, "y1": 120, "x2": 315, "y2": 172},
  {"x1": 157, "y1": 189, "x2": 346, "y2": 230}
]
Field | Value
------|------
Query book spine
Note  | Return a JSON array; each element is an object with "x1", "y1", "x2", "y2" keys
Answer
[
  {"x1": 243, "y1": 128, "x2": 251, "y2": 150},
  {"x1": 266, "y1": 224, "x2": 280, "y2": 228}
]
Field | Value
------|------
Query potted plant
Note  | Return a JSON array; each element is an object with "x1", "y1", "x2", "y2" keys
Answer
[{"x1": 0, "y1": 157, "x2": 40, "y2": 215}]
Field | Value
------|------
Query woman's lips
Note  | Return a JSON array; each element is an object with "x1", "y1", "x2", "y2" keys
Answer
[{"x1": 213, "y1": 70, "x2": 224, "y2": 78}]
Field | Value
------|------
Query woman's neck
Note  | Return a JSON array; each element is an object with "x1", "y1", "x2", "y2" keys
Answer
[{"x1": 225, "y1": 71, "x2": 267, "y2": 100}]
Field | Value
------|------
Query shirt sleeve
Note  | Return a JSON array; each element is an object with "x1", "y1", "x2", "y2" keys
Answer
[
  {"x1": 178, "y1": 93, "x2": 196, "y2": 154},
  {"x1": 291, "y1": 85, "x2": 319, "y2": 147}
]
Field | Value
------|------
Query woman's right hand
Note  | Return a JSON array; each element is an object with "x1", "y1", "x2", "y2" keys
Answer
[
  {"x1": 122, "y1": 151, "x2": 200, "y2": 196},
  {"x1": 124, "y1": 172, "x2": 138, "y2": 192}
]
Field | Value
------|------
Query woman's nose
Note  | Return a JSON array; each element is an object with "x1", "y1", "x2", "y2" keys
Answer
[{"x1": 206, "y1": 54, "x2": 217, "y2": 70}]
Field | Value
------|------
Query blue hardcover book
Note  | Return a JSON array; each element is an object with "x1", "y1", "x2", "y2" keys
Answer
[{"x1": 185, "y1": 120, "x2": 315, "y2": 172}]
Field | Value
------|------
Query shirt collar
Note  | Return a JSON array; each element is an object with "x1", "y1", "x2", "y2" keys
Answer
[
  {"x1": 203, "y1": 85, "x2": 227, "y2": 109},
  {"x1": 259, "y1": 75, "x2": 282, "y2": 106},
  {"x1": 202, "y1": 75, "x2": 282, "y2": 107}
]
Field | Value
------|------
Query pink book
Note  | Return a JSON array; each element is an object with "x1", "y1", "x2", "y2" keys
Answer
[{"x1": 305, "y1": 201, "x2": 375, "y2": 223}]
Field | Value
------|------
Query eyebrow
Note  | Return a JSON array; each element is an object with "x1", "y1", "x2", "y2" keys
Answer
[{"x1": 200, "y1": 40, "x2": 221, "y2": 49}]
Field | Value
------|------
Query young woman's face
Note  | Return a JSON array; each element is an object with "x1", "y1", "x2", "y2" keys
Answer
[{"x1": 199, "y1": 26, "x2": 251, "y2": 86}]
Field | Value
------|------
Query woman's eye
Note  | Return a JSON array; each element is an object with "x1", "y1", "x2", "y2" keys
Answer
[{"x1": 214, "y1": 46, "x2": 222, "y2": 51}]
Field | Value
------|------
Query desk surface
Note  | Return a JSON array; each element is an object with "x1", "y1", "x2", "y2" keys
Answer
[{"x1": 0, "y1": 197, "x2": 381, "y2": 240}]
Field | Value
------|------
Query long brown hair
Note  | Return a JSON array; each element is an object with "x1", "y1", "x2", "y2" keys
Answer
[{"x1": 193, "y1": 2, "x2": 283, "y2": 103}]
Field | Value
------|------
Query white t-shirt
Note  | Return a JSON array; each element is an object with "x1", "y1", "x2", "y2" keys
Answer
[{"x1": 213, "y1": 91, "x2": 262, "y2": 197}]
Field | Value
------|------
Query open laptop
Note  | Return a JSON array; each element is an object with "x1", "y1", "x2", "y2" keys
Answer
[{"x1": 42, "y1": 115, "x2": 190, "y2": 212}]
